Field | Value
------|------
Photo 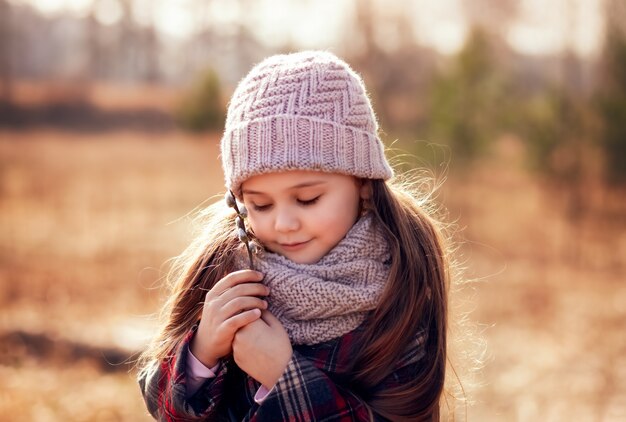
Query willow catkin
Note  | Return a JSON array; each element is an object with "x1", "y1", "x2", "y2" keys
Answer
[{"x1": 225, "y1": 190, "x2": 255, "y2": 269}]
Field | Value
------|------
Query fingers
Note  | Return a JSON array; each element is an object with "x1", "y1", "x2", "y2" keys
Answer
[
  {"x1": 260, "y1": 310, "x2": 280, "y2": 326},
  {"x1": 211, "y1": 270, "x2": 264, "y2": 296},
  {"x1": 222, "y1": 308, "x2": 262, "y2": 332},
  {"x1": 221, "y1": 296, "x2": 268, "y2": 319},
  {"x1": 218, "y1": 281, "x2": 269, "y2": 302},
  {"x1": 202, "y1": 270, "x2": 270, "y2": 325}
]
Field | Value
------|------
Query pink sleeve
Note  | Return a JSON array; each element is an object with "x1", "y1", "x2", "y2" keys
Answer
[
  {"x1": 185, "y1": 350, "x2": 220, "y2": 398},
  {"x1": 254, "y1": 384, "x2": 275, "y2": 404}
]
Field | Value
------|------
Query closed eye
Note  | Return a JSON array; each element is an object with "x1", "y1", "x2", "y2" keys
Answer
[
  {"x1": 298, "y1": 196, "x2": 320, "y2": 206},
  {"x1": 252, "y1": 203, "x2": 271, "y2": 212}
]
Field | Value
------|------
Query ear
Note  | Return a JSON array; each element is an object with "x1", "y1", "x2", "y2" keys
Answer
[{"x1": 359, "y1": 179, "x2": 372, "y2": 201}]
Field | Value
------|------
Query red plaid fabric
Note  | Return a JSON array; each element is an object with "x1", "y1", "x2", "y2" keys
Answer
[{"x1": 139, "y1": 325, "x2": 426, "y2": 421}]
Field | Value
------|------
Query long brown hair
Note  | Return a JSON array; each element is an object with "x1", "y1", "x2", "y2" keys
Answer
[
  {"x1": 349, "y1": 179, "x2": 450, "y2": 420},
  {"x1": 137, "y1": 203, "x2": 242, "y2": 369},
  {"x1": 138, "y1": 177, "x2": 453, "y2": 421}
]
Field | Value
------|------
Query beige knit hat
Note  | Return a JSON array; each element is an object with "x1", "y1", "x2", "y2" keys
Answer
[{"x1": 220, "y1": 51, "x2": 393, "y2": 195}]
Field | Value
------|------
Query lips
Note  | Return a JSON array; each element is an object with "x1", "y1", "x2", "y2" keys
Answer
[{"x1": 279, "y1": 240, "x2": 310, "y2": 250}]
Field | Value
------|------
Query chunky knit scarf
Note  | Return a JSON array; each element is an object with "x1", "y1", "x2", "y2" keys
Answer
[{"x1": 238, "y1": 215, "x2": 391, "y2": 345}]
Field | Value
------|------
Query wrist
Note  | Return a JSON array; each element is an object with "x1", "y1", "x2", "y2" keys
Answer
[
  {"x1": 261, "y1": 350, "x2": 293, "y2": 389},
  {"x1": 189, "y1": 336, "x2": 219, "y2": 368}
]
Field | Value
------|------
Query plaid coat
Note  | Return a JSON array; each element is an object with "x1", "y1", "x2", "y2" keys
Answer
[{"x1": 138, "y1": 324, "x2": 427, "y2": 421}]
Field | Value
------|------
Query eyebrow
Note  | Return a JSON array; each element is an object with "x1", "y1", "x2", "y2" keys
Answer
[{"x1": 242, "y1": 180, "x2": 327, "y2": 195}]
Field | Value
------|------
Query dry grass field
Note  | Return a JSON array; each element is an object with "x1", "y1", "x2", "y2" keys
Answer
[
  {"x1": 0, "y1": 123, "x2": 624, "y2": 421},
  {"x1": 0, "y1": 129, "x2": 219, "y2": 421}
]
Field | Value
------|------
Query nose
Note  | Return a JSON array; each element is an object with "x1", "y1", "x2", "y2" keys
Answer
[{"x1": 274, "y1": 206, "x2": 300, "y2": 233}]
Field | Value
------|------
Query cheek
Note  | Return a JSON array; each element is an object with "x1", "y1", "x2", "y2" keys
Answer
[
  {"x1": 249, "y1": 213, "x2": 284, "y2": 241},
  {"x1": 247, "y1": 216, "x2": 267, "y2": 238},
  {"x1": 314, "y1": 202, "x2": 359, "y2": 232}
]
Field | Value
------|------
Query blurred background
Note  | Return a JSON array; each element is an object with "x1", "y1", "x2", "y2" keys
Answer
[{"x1": 1, "y1": 0, "x2": 625, "y2": 420}]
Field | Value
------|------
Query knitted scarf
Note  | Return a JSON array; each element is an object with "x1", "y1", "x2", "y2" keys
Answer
[{"x1": 239, "y1": 215, "x2": 391, "y2": 345}]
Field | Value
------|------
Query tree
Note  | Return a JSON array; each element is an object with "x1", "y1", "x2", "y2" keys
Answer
[
  {"x1": 428, "y1": 27, "x2": 508, "y2": 162},
  {"x1": 0, "y1": 0, "x2": 13, "y2": 100},
  {"x1": 175, "y1": 68, "x2": 225, "y2": 132},
  {"x1": 596, "y1": 6, "x2": 626, "y2": 183},
  {"x1": 461, "y1": 0, "x2": 520, "y2": 38}
]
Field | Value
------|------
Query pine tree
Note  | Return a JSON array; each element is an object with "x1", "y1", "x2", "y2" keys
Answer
[
  {"x1": 596, "y1": 24, "x2": 626, "y2": 183},
  {"x1": 428, "y1": 27, "x2": 507, "y2": 163}
]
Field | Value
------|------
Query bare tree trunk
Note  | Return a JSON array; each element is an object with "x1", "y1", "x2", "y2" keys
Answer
[
  {"x1": 141, "y1": 25, "x2": 159, "y2": 83},
  {"x1": 461, "y1": 0, "x2": 520, "y2": 37},
  {"x1": 0, "y1": 0, "x2": 14, "y2": 101},
  {"x1": 560, "y1": 0, "x2": 586, "y2": 266},
  {"x1": 85, "y1": 10, "x2": 101, "y2": 81}
]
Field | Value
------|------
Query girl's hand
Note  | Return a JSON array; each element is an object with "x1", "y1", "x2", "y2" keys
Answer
[
  {"x1": 232, "y1": 310, "x2": 293, "y2": 389},
  {"x1": 190, "y1": 270, "x2": 269, "y2": 368}
]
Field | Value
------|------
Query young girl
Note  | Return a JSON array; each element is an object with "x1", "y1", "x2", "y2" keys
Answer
[{"x1": 138, "y1": 50, "x2": 451, "y2": 421}]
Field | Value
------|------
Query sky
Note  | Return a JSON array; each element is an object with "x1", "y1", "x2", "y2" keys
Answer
[{"x1": 12, "y1": 0, "x2": 605, "y2": 58}]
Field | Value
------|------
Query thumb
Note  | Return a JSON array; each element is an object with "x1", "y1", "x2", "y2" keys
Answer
[{"x1": 261, "y1": 310, "x2": 281, "y2": 327}]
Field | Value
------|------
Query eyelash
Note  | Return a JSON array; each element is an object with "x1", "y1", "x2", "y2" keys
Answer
[
  {"x1": 252, "y1": 196, "x2": 320, "y2": 212},
  {"x1": 299, "y1": 196, "x2": 320, "y2": 206}
]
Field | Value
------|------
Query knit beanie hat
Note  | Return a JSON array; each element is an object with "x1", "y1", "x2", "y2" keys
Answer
[{"x1": 220, "y1": 51, "x2": 393, "y2": 195}]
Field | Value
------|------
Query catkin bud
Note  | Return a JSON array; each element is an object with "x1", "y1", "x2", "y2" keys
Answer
[
  {"x1": 226, "y1": 189, "x2": 254, "y2": 269},
  {"x1": 237, "y1": 228, "x2": 249, "y2": 243},
  {"x1": 225, "y1": 191, "x2": 236, "y2": 208},
  {"x1": 239, "y1": 204, "x2": 248, "y2": 218},
  {"x1": 249, "y1": 242, "x2": 261, "y2": 254}
]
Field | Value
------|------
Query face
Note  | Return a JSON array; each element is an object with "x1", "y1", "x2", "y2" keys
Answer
[{"x1": 241, "y1": 170, "x2": 369, "y2": 265}]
